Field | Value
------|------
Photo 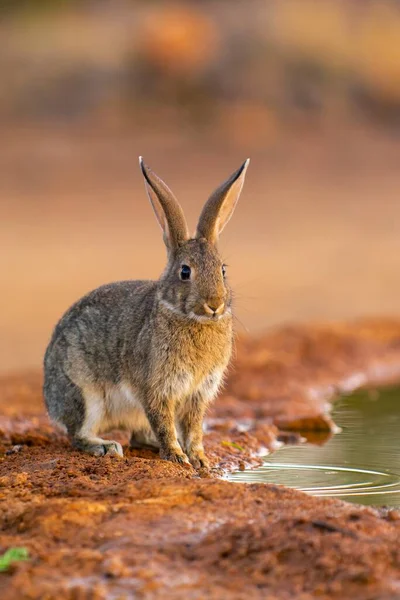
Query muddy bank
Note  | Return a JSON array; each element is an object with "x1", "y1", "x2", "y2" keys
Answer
[
  {"x1": 2, "y1": 478, "x2": 400, "y2": 600},
  {"x1": 1, "y1": 319, "x2": 400, "y2": 599}
]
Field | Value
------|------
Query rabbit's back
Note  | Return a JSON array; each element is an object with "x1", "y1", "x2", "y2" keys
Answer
[{"x1": 44, "y1": 280, "x2": 156, "y2": 390}]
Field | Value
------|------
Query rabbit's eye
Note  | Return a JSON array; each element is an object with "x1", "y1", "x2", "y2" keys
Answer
[
  {"x1": 222, "y1": 264, "x2": 226, "y2": 278},
  {"x1": 180, "y1": 265, "x2": 191, "y2": 281}
]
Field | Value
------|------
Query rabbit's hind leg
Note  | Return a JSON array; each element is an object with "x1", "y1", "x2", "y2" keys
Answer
[
  {"x1": 72, "y1": 436, "x2": 123, "y2": 458},
  {"x1": 71, "y1": 387, "x2": 123, "y2": 458}
]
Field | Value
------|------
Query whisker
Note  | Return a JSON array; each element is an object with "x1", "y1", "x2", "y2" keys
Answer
[{"x1": 232, "y1": 313, "x2": 250, "y2": 333}]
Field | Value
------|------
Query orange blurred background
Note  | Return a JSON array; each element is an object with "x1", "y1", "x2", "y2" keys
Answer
[{"x1": 2, "y1": 0, "x2": 400, "y2": 372}]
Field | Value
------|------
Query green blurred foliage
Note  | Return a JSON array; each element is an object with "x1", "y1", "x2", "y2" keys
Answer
[{"x1": 0, "y1": 547, "x2": 29, "y2": 572}]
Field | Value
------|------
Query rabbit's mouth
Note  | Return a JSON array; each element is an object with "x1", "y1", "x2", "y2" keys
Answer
[
  {"x1": 188, "y1": 306, "x2": 231, "y2": 323},
  {"x1": 185, "y1": 298, "x2": 232, "y2": 322},
  {"x1": 203, "y1": 302, "x2": 225, "y2": 317},
  {"x1": 159, "y1": 298, "x2": 231, "y2": 322}
]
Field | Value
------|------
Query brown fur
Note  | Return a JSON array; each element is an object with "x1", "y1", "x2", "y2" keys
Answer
[{"x1": 43, "y1": 158, "x2": 249, "y2": 469}]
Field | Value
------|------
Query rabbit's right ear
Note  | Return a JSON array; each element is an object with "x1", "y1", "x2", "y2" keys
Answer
[{"x1": 139, "y1": 157, "x2": 190, "y2": 251}]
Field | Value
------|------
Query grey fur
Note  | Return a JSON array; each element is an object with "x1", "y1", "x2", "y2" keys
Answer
[{"x1": 43, "y1": 159, "x2": 250, "y2": 468}]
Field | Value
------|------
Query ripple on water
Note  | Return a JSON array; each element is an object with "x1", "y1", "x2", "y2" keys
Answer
[
  {"x1": 229, "y1": 463, "x2": 400, "y2": 502},
  {"x1": 228, "y1": 387, "x2": 400, "y2": 508}
]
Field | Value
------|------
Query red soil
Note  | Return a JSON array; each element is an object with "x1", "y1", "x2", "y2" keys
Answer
[{"x1": 1, "y1": 319, "x2": 400, "y2": 599}]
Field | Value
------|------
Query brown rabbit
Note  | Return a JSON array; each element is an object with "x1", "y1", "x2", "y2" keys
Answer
[{"x1": 43, "y1": 157, "x2": 249, "y2": 469}]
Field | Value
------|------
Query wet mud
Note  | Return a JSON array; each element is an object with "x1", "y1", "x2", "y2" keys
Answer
[{"x1": 1, "y1": 319, "x2": 400, "y2": 599}]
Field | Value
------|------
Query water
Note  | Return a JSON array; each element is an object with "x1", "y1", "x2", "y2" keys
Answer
[{"x1": 228, "y1": 387, "x2": 400, "y2": 507}]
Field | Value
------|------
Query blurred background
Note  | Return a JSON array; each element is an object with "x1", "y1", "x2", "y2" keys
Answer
[{"x1": 2, "y1": 0, "x2": 400, "y2": 373}]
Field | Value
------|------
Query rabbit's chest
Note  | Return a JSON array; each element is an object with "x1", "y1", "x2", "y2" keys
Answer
[
  {"x1": 157, "y1": 362, "x2": 225, "y2": 403},
  {"x1": 164, "y1": 322, "x2": 230, "y2": 362},
  {"x1": 155, "y1": 323, "x2": 231, "y2": 399}
]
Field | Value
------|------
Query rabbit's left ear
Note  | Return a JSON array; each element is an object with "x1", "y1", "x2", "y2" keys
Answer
[
  {"x1": 196, "y1": 159, "x2": 250, "y2": 244},
  {"x1": 140, "y1": 157, "x2": 190, "y2": 251}
]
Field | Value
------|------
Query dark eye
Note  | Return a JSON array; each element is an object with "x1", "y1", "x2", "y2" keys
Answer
[
  {"x1": 180, "y1": 265, "x2": 191, "y2": 281},
  {"x1": 222, "y1": 264, "x2": 226, "y2": 278}
]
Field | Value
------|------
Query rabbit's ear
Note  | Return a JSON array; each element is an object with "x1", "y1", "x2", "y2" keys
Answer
[
  {"x1": 196, "y1": 159, "x2": 250, "y2": 244},
  {"x1": 139, "y1": 157, "x2": 190, "y2": 250}
]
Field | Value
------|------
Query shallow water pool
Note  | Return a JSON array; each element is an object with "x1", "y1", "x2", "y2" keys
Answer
[{"x1": 228, "y1": 387, "x2": 400, "y2": 507}]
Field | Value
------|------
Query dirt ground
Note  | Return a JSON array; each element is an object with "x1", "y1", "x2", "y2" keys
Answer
[{"x1": 2, "y1": 320, "x2": 400, "y2": 599}]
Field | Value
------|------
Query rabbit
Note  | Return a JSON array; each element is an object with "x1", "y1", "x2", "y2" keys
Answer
[{"x1": 43, "y1": 157, "x2": 249, "y2": 469}]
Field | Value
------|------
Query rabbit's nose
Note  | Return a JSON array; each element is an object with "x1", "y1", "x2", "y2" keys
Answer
[{"x1": 204, "y1": 302, "x2": 225, "y2": 316}]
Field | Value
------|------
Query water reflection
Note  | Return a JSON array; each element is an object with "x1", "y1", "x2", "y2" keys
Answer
[{"x1": 229, "y1": 387, "x2": 400, "y2": 507}]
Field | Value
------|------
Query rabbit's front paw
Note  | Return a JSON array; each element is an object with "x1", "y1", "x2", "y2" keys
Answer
[
  {"x1": 160, "y1": 447, "x2": 191, "y2": 465},
  {"x1": 187, "y1": 448, "x2": 210, "y2": 470}
]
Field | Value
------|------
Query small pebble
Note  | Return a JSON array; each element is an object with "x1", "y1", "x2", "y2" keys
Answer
[
  {"x1": 6, "y1": 445, "x2": 23, "y2": 455},
  {"x1": 387, "y1": 510, "x2": 400, "y2": 522},
  {"x1": 103, "y1": 556, "x2": 130, "y2": 578}
]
